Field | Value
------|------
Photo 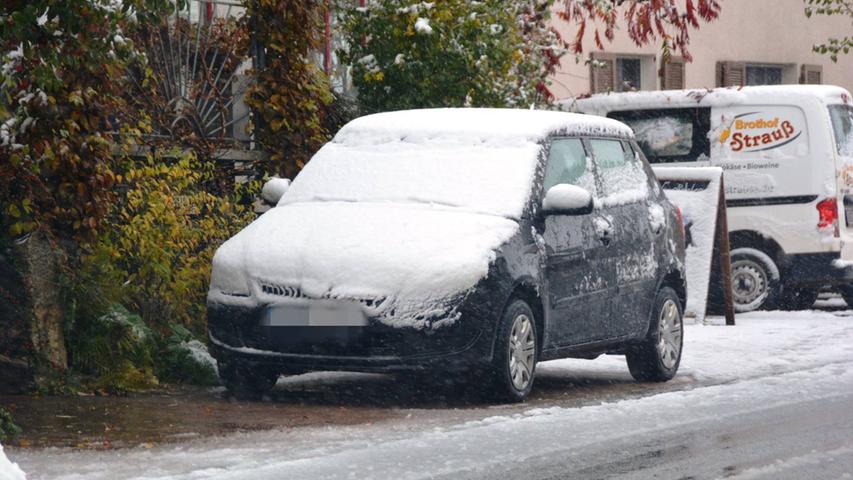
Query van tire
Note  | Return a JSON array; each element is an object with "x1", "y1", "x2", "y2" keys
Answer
[
  {"x1": 729, "y1": 248, "x2": 782, "y2": 312},
  {"x1": 626, "y1": 287, "x2": 683, "y2": 382},
  {"x1": 489, "y1": 298, "x2": 538, "y2": 403}
]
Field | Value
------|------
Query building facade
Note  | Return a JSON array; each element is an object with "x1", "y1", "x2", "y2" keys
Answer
[{"x1": 548, "y1": 0, "x2": 853, "y2": 100}]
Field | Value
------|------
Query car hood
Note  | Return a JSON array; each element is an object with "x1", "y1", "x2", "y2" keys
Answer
[{"x1": 208, "y1": 202, "x2": 520, "y2": 328}]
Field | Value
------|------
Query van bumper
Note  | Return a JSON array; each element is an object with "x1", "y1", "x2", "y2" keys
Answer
[{"x1": 782, "y1": 252, "x2": 853, "y2": 288}]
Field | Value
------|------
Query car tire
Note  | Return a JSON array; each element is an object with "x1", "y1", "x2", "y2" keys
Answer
[
  {"x1": 220, "y1": 362, "x2": 280, "y2": 400},
  {"x1": 729, "y1": 247, "x2": 782, "y2": 312},
  {"x1": 778, "y1": 287, "x2": 819, "y2": 311},
  {"x1": 626, "y1": 287, "x2": 683, "y2": 382},
  {"x1": 489, "y1": 298, "x2": 538, "y2": 403}
]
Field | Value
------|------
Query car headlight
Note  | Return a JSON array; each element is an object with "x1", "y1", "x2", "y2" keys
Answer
[{"x1": 209, "y1": 239, "x2": 251, "y2": 297}]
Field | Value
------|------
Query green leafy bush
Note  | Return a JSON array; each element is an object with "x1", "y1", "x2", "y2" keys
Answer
[
  {"x1": 338, "y1": 0, "x2": 564, "y2": 113},
  {"x1": 78, "y1": 153, "x2": 255, "y2": 334},
  {"x1": 69, "y1": 304, "x2": 159, "y2": 391},
  {"x1": 0, "y1": 407, "x2": 21, "y2": 442},
  {"x1": 159, "y1": 324, "x2": 220, "y2": 386},
  {"x1": 245, "y1": 0, "x2": 334, "y2": 179},
  {"x1": 66, "y1": 153, "x2": 254, "y2": 390}
]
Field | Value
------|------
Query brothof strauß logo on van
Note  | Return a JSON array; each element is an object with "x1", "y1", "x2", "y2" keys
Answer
[{"x1": 719, "y1": 112, "x2": 801, "y2": 153}]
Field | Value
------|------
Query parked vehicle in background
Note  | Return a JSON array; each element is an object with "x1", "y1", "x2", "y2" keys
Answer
[
  {"x1": 206, "y1": 108, "x2": 687, "y2": 402},
  {"x1": 571, "y1": 86, "x2": 853, "y2": 312}
]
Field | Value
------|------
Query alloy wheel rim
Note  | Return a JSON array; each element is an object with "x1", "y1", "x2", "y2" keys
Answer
[
  {"x1": 731, "y1": 259, "x2": 769, "y2": 307},
  {"x1": 508, "y1": 313, "x2": 536, "y2": 391},
  {"x1": 657, "y1": 299, "x2": 682, "y2": 370}
]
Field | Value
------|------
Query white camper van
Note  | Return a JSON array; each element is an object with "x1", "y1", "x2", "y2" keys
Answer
[{"x1": 570, "y1": 85, "x2": 853, "y2": 312}]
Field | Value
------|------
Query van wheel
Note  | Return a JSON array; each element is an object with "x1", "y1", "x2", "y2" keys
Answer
[
  {"x1": 220, "y1": 362, "x2": 280, "y2": 400},
  {"x1": 626, "y1": 287, "x2": 683, "y2": 382},
  {"x1": 490, "y1": 299, "x2": 538, "y2": 402},
  {"x1": 778, "y1": 288, "x2": 819, "y2": 311},
  {"x1": 730, "y1": 248, "x2": 781, "y2": 312}
]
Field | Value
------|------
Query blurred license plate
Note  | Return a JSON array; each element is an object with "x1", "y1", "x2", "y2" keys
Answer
[{"x1": 262, "y1": 303, "x2": 367, "y2": 327}]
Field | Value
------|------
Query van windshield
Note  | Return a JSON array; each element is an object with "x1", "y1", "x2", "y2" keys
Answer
[{"x1": 829, "y1": 105, "x2": 853, "y2": 156}]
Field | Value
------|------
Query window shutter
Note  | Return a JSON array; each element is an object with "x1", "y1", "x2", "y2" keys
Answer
[
  {"x1": 716, "y1": 61, "x2": 746, "y2": 87},
  {"x1": 660, "y1": 56, "x2": 686, "y2": 90},
  {"x1": 800, "y1": 64, "x2": 823, "y2": 84},
  {"x1": 590, "y1": 52, "x2": 616, "y2": 94}
]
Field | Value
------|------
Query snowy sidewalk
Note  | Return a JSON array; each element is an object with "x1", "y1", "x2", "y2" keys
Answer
[{"x1": 8, "y1": 310, "x2": 853, "y2": 480}]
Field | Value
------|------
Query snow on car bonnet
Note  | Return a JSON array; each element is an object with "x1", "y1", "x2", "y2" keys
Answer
[{"x1": 210, "y1": 109, "x2": 632, "y2": 329}]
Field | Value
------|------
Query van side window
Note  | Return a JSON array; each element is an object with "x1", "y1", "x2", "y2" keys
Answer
[
  {"x1": 544, "y1": 138, "x2": 597, "y2": 195},
  {"x1": 608, "y1": 108, "x2": 711, "y2": 164},
  {"x1": 588, "y1": 138, "x2": 649, "y2": 202},
  {"x1": 830, "y1": 105, "x2": 853, "y2": 156}
]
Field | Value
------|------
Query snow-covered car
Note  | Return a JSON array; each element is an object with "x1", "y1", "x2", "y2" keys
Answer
[
  {"x1": 206, "y1": 109, "x2": 687, "y2": 402},
  {"x1": 570, "y1": 86, "x2": 853, "y2": 312}
]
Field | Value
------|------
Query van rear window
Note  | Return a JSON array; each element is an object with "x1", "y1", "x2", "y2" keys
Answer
[
  {"x1": 830, "y1": 105, "x2": 853, "y2": 156},
  {"x1": 608, "y1": 108, "x2": 711, "y2": 164}
]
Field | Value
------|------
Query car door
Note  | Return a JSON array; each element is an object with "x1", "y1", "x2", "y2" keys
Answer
[
  {"x1": 540, "y1": 137, "x2": 611, "y2": 346},
  {"x1": 587, "y1": 138, "x2": 658, "y2": 338}
]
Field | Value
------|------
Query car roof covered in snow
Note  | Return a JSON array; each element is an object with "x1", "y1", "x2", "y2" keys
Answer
[
  {"x1": 331, "y1": 108, "x2": 634, "y2": 146},
  {"x1": 563, "y1": 85, "x2": 852, "y2": 116}
]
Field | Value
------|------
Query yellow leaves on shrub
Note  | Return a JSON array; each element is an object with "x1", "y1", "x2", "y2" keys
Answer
[{"x1": 82, "y1": 153, "x2": 255, "y2": 332}]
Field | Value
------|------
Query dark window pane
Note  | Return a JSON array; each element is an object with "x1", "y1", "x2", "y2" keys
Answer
[
  {"x1": 617, "y1": 58, "x2": 641, "y2": 91},
  {"x1": 746, "y1": 65, "x2": 783, "y2": 86}
]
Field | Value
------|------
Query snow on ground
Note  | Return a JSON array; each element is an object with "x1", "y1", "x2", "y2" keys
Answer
[
  {"x1": 10, "y1": 310, "x2": 853, "y2": 480},
  {"x1": 0, "y1": 444, "x2": 26, "y2": 480}
]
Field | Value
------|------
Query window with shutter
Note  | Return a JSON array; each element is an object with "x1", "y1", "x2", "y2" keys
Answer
[
  {"x1": 590, "y1": 52, "x2": 616, "y2": 94},
  {"x1": 800, "y1": 64, "x2": 823, "y2": 84},
  {"x1": 660, "y1": 56, "x2": 685, "y2": 90},
  {"x1": 716, "y1": 61, "x2": 746, "y2": 87}
]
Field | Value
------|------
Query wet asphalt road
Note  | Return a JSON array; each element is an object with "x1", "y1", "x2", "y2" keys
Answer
[{"x1": 444, "y1": 392, "x2": 853, "y2": 480}]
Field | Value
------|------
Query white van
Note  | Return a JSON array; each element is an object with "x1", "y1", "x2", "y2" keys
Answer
[{"x1": 568, "y1": 85, "x2": 853, "y2": 312}]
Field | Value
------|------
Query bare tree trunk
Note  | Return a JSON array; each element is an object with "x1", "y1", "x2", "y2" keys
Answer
[{"x1": 14, "y1": 230, "x2": 68, "y2": 373}]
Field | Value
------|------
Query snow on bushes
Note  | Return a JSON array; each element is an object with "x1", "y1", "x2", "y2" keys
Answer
[{"x1": 338, "y1": 0, "x2": 565, "y2": 112}]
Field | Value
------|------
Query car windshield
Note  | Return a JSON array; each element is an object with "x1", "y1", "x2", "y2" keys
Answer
[
  {"x1": 830, "y1": 105, "x2": 853, "y2": 156},
  {"x1": 280, "y1": 140, "x2": 541, "y2": 219}
]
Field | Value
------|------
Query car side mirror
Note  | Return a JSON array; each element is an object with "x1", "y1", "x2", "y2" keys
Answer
[
  {"x1": 261, "y1": 177, "x2": 291, "y2": 206},
  {"x1": 542, "y1": 184, "x2": 594, "y2": 216}
]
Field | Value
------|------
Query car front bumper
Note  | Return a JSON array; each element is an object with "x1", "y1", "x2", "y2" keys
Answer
[{"x1": 206, "y1": 302, "x2": 495, "y2": 374}]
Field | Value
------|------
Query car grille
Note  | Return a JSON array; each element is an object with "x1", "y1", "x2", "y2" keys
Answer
[
  {"x1": 257, "y1": 280, "x2": 389, "y2": 311},
  {"x1": 259, "y1": 281, "x2": 305, "y2": 298}
]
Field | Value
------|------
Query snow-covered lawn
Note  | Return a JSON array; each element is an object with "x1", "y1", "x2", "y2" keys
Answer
[{"x1": 8, "y1": 310, "x2": 853, "y2": 480}]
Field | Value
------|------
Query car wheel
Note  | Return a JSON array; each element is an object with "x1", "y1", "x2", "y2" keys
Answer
[
  {"x1": 220, "y1": 362, "x2": 280, "y2": 400},
  {"x1": 626, "y1": 286, "x2": 683, "y2": 382},
  {"x1": 490, "y1": 299, "x2": 538, "y2": 402},
  {"x1": 730, "y1": 247, "x2": 781, "y2": 312},
  {"x1": 778, "y1": 288, "x2": 819, "y2": 311}
]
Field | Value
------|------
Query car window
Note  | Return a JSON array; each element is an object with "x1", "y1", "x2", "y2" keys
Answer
[
  {"x1": 544, "y1": 138, "x2": 597, "y2": 195},
  {"x1": 608, "y1": 108, "x2": 711, "y2": 164},
  {"x1": 589, "y1": 138, "x2": 649, "y2": 202}
]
